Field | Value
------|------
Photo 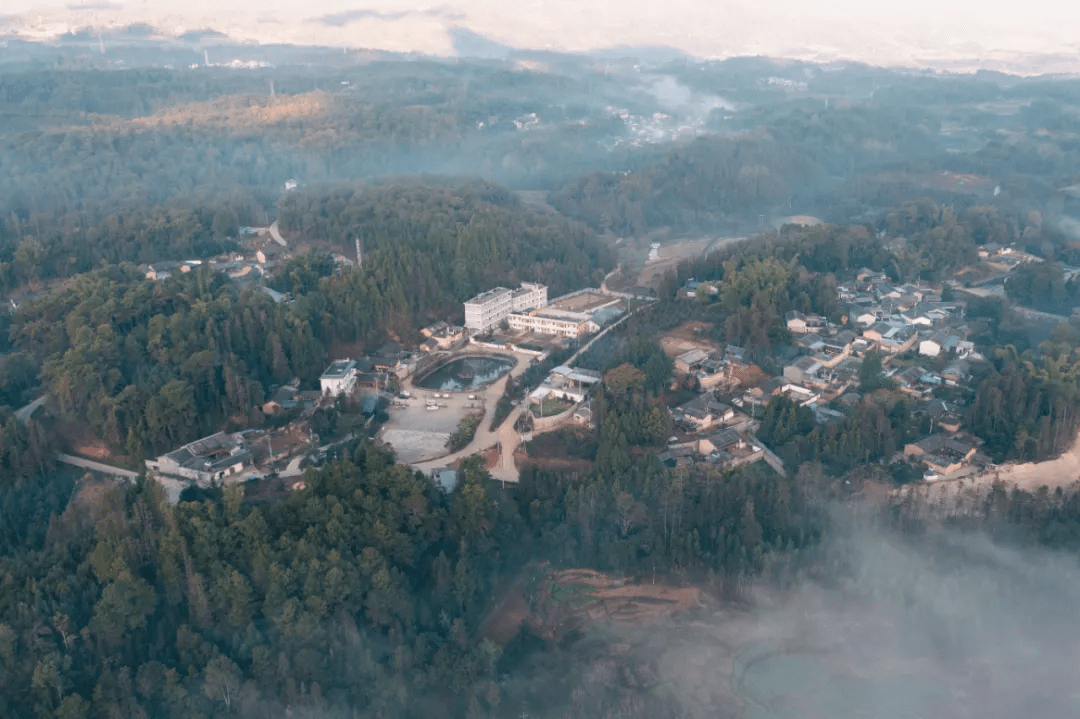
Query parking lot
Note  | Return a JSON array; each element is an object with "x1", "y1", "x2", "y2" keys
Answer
[{"x1": 378, "y1": 347, "x2": 536, "y2": 464}]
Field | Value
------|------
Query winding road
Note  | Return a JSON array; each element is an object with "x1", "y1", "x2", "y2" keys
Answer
[
  {"x1": 268, "y1": 221, "x2": 288, "y2": 247},
  {"x1": 408, "y1": 298, "x2": 653, "y2": 483}
]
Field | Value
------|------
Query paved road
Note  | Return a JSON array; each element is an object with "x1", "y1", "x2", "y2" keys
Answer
[
  {"x1": 14, "y1": 395, "x2": 45, "y2": 423},
  {"x1": 268, "y1": 221, "x2": 288, "y2": 247},
  {"x1": 411, "y1": 299, "x2": 654, "y2": 483},
  {"x1": 56, "y1": 453, "x2": 138, "y2": 481},
  {"x1": 409, "y1": 369, "x2": 524, "y2": 476},
  {"x1": 14, "y1": 395, "x2": 138, "y2": 482}
]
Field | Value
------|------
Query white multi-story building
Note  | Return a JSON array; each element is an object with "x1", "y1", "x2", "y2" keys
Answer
[
  {"x1": 511, "y1": 282, "x2": 548, "y2": 312},
  {"x1": 464, "y1": 283, "x2": 548, "y2": 334},
  {"x1": 320, "y1": 359, "x2": 358, "y2": 397},
  {"x1": 507, "y1": 307, "x2": 599, "y2": 339}
]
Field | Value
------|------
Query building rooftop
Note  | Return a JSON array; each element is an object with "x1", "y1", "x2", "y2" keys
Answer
[
  {"x1": 321, "y1": 359, "x2": 357, "y2": 379},
  {"x1": 163, "y1": 432, "x2": 250, "y2": 475},
  {"x1": 676, "y1": 348, "x2": 709, "y2": 367},
  {"x1": 465, "y1": 287, "x2": 512, "y2": 305}
]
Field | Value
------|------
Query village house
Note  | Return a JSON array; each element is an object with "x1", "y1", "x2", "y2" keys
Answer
[
  {"x1": 864, "y1": 323, "x2": 919, "y2": 354},
  {"x1": 658, "y1": 428, "x2": 764, "y2": 470},
  {"x1": 783, "y1": 356, "x2": 823, "y2": 385},
  {"x1": 777, "y1": 383, "x2": 820, "y2": 406},
  {"x1": 785, "y1": 310, "x2": 827, "y2": 334},
  {"x1": 680, "y1": 278, "x2": 719, "y2": 299},
  {"x1": 674, "y1": 348, "x2": 710, "y2": 374},
  {"x1": 671, "y1": 394, "x2": 736, "y2": 433},
  {"x1": 904, "y1": 434, "x2": 977, "y2": 477},
  {"x1": 262, "y1": 379, "x2": 322, "y2": 415},
  {"x1": 420, "y1": 321, "x2": 468, "y2": 350},
  {"x1": 145, "y1": 432, "x2": 252, "y2": 485},
  {"x1": 694, "y1": 354, "x2": 728, "y2": 389},
  {"x1": 919, "y1": 331, "x2": 961, "y2": 358},
  {"x1": 529, "y1": 365, "x2": 602, "y2": 404}
]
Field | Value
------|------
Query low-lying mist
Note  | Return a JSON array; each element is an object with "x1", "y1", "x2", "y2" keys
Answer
[{"x1": 504, "y1": 524, "x2": 1080, "y2": 719}]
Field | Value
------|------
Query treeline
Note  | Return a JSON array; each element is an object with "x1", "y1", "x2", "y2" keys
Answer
[
  {"x1": 667, "y1": 200, "x2": 1035, "y2": 293},
  {"x1": 9, "y1": 265, "x2": 323, "y2": 456},
  {"x1": 1005, "y1": 260, "x2": 1080, "y2": 314},
  {"x1": 0, "y1": 60, "x2": 653, "y2": 271},
  {"x1": 969, "y1": 343, "x2": 1080, "y2": 462},
  {"x1": 0, "y1": 195, "x2": 251, "y2": 294},
  {"x1": 276, "y1": 180, "x2": 614, "y2": 335},
  {"x1": 516, "y1": 451, "x2": 824, "y2": 585},
  {"x1": 758, "y1": 394, "x2": 923, "y2": 478},
  {"x1": 0, "y1": 443, "x2": 525, "y2": 719},
  {"x1": 550, "y1": 133, "x2": 823, "y2": 236}
]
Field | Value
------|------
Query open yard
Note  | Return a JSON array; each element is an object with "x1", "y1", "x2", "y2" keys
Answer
[
  {"x1": 550, "y1": 290, "x2": 620, "y2": 313},
  {"x1": 529, "y1": 397, "x2": 573, "y2": 417},
  {"x1": 658, "y1": 320, "x2": 723, "y2": 357}
]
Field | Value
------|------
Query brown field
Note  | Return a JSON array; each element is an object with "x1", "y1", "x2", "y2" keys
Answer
[
  {"x1": 49, "y1": 416, "x2": 119, "y2": 461},
  {"x1": 480, "y1": 566, "x2": 706, "y2": 647},
  {"x1": 658, "y1": 321, "x2": 723, "y2": 357},
  {"x1": 479, "y1": 579, "x2": 531, "y2": 645}
]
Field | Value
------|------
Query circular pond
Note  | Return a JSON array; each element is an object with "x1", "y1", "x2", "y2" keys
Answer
[{"x1": 415, "y1": 355, "x2": 514, "y2": 392}]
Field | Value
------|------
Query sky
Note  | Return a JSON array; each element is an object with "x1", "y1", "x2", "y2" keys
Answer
[{"x1": 4, "y1": 0, "x2": 1080, "y2": 71}]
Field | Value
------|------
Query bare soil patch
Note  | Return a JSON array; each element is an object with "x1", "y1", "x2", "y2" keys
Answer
[
  {"x1": 479, "y1": 579, "x2": 531, "y2": 645},
  {"x1": 480, "y1": 445, "x2": 500, "y2": 472},
  {"x1": 481, "y1": 566, "x2": 706, "y2": 649},
  {"x1": 896, "y1": 428, "x2": 1080, "y2": 510},
  {"x1": 658, "y1": 321, "x2": 722, "y2": 356},
  {"x1": 50, "y1": 417, "x2": 122, "y2": 461}
]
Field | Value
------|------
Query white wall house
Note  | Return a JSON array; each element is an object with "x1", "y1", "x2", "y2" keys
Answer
[{"x1": 320, "y1": 359, "x2": 358, "y2": 397}]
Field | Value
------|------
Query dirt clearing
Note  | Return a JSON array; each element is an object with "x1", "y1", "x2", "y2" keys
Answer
[
  {"x1": 896, "y1": 428, "x2": 1080, "y2": 509},
  {"x1": 658, "y1": 321, "x2": 723, "y2": 356}
]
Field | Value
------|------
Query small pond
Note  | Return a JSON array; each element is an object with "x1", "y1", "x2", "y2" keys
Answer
[{"x1": 415, "y1": 355, "x2": 514, "y2": 392}]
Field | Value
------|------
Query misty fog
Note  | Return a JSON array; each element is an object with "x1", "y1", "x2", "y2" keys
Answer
[{"x1": 509, "y1": 525, "x2": 1080, "y2": 719}]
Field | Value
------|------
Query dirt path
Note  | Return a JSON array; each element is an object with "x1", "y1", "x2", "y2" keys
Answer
[{"x1": 897, "y1": 429, "x2": 1080, "y2": 507}]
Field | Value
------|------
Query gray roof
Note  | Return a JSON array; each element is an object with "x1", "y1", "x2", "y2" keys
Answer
[
  {"x1": 707, "y1": 428, "x2": 742, "y2": 450},
  {"x1": 321, "y1": 359, "x2": 357, "y2": 379}
]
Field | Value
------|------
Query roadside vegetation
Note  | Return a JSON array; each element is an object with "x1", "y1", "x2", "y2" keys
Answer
[{"x1": 447, "y1": 412, "x2": 484, "y2": 452}]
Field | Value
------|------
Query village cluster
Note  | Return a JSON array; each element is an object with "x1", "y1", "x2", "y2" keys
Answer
[
  {"x1": 660, "y1": 262, "x2": 1012, "y2": 479},
  {"x1": 138, "y1": 236, "x2": 1058, "y2": 497}
]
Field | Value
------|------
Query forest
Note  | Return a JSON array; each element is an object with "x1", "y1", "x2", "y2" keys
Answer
[
  {"x1": 5, "y1": 48, "x2": 1080, "y2": 719},
  {"x1": 275, "y1": 179, "x2": 614, "y2": 329}
]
